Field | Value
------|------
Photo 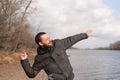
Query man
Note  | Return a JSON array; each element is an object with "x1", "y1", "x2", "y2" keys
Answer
[{"x1": 20, "y1": 29, "x2": 92, "y2": 80}]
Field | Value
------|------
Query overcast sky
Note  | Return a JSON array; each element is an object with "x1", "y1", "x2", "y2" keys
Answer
[{"x1": 28, "y1": 0, "x2": 120, "y2": 48}]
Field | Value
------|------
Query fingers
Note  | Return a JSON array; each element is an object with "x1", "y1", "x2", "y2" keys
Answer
[
  {"x1": 20, "y1": 52, "x2": 28, "y2": 60},
  {"x1": 86, "y1": 29, "x2": 93, "y2": 36},
  {"x1": 87, "y1": 29, "x2": 93, "y2": 33},
  {"x1": 21, "y1": 52, "x2": 26, "y2": 57}
]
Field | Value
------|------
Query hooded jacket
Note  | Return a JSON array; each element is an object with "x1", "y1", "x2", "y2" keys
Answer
[{"x1": 21, "y1": 33, "x2": 88, "y2": 80}]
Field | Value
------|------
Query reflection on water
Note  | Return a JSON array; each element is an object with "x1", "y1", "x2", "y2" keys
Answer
[{"x1": 67, "y1": 50, "x2": 120, "y2": 80}]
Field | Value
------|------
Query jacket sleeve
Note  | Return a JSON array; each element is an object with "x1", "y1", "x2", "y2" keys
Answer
[
  {"x1": 60, "y1": 33, "x2": 88, "y2": 49},
  {"x1": 20, "y1": 59, "x2": 42, "y2": 78}
]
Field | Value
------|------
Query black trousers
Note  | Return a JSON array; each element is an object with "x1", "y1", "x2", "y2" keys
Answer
[
  {"x1": 48, "y1": 72, "x2": 74, "y2": 80},
  {"x1": 48, "y1": 73, "x2": 66, "y2": 80}
]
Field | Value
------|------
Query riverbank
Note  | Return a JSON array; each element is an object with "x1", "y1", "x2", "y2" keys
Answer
[{"x1": 0, "y1": 49, "x2": 48, "y2": 80}]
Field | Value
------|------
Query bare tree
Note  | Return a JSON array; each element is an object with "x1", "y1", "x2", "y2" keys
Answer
[
  {"x1": 12, "y1": 0, "x2": 33, "y2": 52},
  {"x1": 0, "y1": 0, "x2": 34, "y2": 52},
  {"x1": 0, "y1": 0, "x2": 24, "y2": 49}
]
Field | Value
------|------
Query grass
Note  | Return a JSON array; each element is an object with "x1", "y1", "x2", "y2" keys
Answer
[{"x1": 0, "y1": 48, "x2": 36, "y2": 65}]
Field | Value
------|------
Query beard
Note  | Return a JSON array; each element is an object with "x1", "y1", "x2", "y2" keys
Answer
[{"x1": 44, "y1": 41, "x2": 53, "y2": 48}]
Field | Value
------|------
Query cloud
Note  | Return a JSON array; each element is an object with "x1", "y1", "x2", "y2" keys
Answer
[{"x1": 28, "y1": 0, "x2": 120, "y2": 48}]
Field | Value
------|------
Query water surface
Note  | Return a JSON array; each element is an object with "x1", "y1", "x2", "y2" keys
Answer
[{"x1": 67, "y1": 50, "x2": 120, "y2": 80}]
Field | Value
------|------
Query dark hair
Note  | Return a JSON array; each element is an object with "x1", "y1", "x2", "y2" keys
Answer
[{"x1": 35, "y1": 32, "x2": 46, "y2": 45}]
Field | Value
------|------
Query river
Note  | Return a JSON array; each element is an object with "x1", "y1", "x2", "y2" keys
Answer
[{"x1": 67, "y1": 50, "x2": 120, "y2": 80}]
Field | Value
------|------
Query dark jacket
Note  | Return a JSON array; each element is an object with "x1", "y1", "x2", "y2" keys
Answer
[{"x1": 21, "y1": 33, "x2": 88, "y2": 80}]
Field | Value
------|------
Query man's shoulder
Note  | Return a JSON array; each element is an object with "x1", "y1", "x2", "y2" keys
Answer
[
  {"x1": 53, "y1": 39, "x2": 62, "y2": 44},
  {"x1": 52, "y1": 39, "x2": 65, "y2": 48},
  {"x1": 53, "y1": 39, "x2": 63, "y2": 42}
]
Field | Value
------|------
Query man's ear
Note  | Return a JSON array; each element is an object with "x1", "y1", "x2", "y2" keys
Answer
[{"x1": 39, "y1": 42, "x2": 43, "y2": 46}]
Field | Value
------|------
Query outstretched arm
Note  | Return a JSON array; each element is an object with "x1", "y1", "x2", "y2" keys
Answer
[
  {"x1": 20, "y1": 52, "x2": 42, "y2": 78},
  {"x1": 60, "y1": 29, "x2": 93, "y2": 49}
]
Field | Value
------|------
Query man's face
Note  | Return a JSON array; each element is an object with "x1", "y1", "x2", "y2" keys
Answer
[{"x1": 39, "y1": 34, "x2": 53, "y2": 47}]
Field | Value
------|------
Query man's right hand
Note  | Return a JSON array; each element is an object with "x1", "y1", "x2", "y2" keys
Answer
[{"x1": 21, "y1": 52, "x2": 28, "y2": 60}]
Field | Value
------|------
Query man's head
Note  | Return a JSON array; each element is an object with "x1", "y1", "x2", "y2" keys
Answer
[{"x1": 35, "y1": 32, "x2": 53, "y2": 47}]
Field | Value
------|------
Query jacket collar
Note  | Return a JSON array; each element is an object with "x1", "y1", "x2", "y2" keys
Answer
[{"x1": 37, "y1": 40, "x2": 54, "y2": 55}]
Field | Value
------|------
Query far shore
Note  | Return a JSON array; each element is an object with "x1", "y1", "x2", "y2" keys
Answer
[{"x1": 69, "y1": 47, "x2": 120, "y2": 51}]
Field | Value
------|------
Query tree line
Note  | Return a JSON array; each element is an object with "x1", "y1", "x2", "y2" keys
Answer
[
  {"x1": 95, "y1": 41, "x2": 120, "y2": 50},
  {"x1": 0, "y1": 0, "x2": 36, "y2": 52},
  {"x1": 109, "y1": 41, "x2": 120, "y2": 50}
]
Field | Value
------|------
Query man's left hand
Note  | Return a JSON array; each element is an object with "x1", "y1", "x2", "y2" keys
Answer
[{"x1": 86, "y1": 29, "x2": 93, "y2": 37}]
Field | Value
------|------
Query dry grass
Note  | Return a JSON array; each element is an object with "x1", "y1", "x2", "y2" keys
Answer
[
  {"x1": 0, "y1": 49, "x2": 48, "y2": 80},
  {"x1": 0, "y1": 48, "x2": 36, "y2": 65},
  {"x1": 0, "y1": 51, "x2": 19, "y2": 65}
]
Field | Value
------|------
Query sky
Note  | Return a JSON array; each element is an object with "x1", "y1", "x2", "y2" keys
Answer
[
  {"x1": 28, "y1": 0, "x2": 120, "y2": 48},
  {"x1": 102, "y1": 0, "x2": 120, "y2": 13}
]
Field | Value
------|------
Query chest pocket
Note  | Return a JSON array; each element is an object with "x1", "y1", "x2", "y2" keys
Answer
[{"x1": 35, "y1": 54, "x2": 51, "y2": 67}]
